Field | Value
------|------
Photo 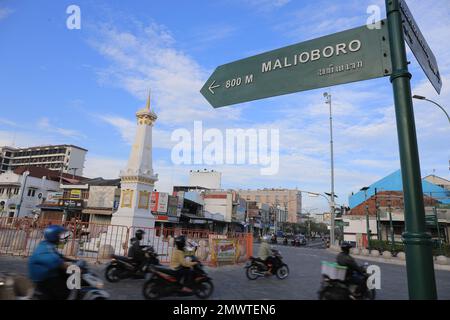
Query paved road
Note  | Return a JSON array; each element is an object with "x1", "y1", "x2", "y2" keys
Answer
[{"x1": 1, "y1": 243, "x2": 449, "y2": 300}]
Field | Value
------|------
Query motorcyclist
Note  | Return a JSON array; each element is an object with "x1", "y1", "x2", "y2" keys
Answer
[
  {"x1": 258, "y1": 235, "x2": 275, "y2": 275},
  {"x1": 127, "y1": 229, "x2": 147, "y2": 273},
  {"x1": 336, "y1": 242, "x2": 366, "y2": 296},
  {"x1": 270, "y1": 233, "x2": 277, "y2": 244},
  {"x1": 170, "y1": 235, "x2": 198, "y2": 293},
  {"x1": 28, "y1": 225, "x2": 71, "y2": 300}
]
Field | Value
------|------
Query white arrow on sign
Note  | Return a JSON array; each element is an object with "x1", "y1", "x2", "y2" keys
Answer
[{"x1": 208, "y1": 80, "x2": 220, "y2": 94}]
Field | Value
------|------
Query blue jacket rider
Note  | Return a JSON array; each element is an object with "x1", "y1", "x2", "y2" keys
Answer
[{"x1": 29, "y1": 225, "x2": 70, "y2": 299}]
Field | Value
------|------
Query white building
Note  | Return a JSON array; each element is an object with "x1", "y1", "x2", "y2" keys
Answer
[
  {"x1": 188, "y1": 170, "x2": 221, "y2": 190},
  {"x1": 0, "y1": 167, "x2": 61, "y2": 219},
  {"x1": 0, "y1": 146, "x2": 14, "y2": 173},
  {"x1": 342, "y1": 216, "x2": 378, "y2": 246},
  {"x1": 203, "y1": 190, "x2": 234, "y2": 223},
  {"x1": 82, "y1": 178, "x2": 121, "y2": 225},
  {"x1": 0, "y1": 144, "x2": 87, "y2": 175}
]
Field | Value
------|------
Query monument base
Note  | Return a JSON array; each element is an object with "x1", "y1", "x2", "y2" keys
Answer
[{"x1": 110, "y1": 213, "x2": 156, "y2": 230}]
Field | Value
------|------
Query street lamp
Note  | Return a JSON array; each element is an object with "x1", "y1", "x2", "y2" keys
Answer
[
  {"x1": 324, "y1": 92, "x2": 336, "y2": 247},
  {"x1": 413, "y1": 95, "x2": 450, "y2": 124},
  {"x1": 306, "y1": 192, "x2": 338, "y2": 214},
  {"x1": 360, "y1": 186, "x2": 371, "y2": 250}
]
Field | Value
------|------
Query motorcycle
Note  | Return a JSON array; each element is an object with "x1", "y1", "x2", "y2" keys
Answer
[
  {"x1": 0, "y1": 273, "x2": 34, "y2": 300},
  {"x1": 142, "y1": 241, "x2": 213, "y2": 300},
  {"x1": 105, "y1": 245, "x2": 160, "y2": 282},
  {"x1": 318, "y1": 262, "x2": 376, "y2": 300},
  {"x1": 270, "y1": 235, "x2": 278, "y2": 244},
  {"x1": 34, "y1": 260, "x2": 109, "y2": 300},
  {"x1": 245, "y1": 249, "x2": 289, "y2": 280},
  {"x1": 292, "y1": 235, "x2": 307, "y2": 246}
]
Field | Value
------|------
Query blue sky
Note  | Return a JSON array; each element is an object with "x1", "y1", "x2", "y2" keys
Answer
[{"x1": 0, "y1": 0, "x2": 449, "y2": 212}]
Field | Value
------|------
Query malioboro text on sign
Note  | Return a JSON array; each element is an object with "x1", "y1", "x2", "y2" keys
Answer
[{"x1": 201, "y1": 20, "x2": 392, "y2": 108}]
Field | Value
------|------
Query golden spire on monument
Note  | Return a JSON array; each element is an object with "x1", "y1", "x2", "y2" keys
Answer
[{"x1": 136, "y1": 88, "x2": 157, "y2": 125}]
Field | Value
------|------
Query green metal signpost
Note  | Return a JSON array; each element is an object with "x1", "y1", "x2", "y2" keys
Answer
[
  {"x1": 385, "y1": 0, "x2": 437, "y2": 299},
  {"x1": 201, "y1": 0, "x2": 440, "y2": 299}
]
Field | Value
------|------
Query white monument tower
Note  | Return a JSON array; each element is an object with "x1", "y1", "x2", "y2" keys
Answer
[{"x1": 110, "y1": 91, "x2": 158, "y2": 229}]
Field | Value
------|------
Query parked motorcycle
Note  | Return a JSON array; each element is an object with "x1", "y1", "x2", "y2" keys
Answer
[
  {"x1": 105, "y1": 245, "x2": 159, "y2": 282},
  {"x1": 318, "y1": 262, "x2": 376, "y2": 300},
  {"x1": 245, "y1": 249, "x2": 289, "y2": 280},
  {"x1": 142, "y1": 242, "x2": 213, "y2": 300},
  {"x1": 34, "y1": 260, "x2": 109, "y2": 300}
]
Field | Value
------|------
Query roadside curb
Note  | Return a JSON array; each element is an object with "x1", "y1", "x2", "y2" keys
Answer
[{"x1": 326, "y1": 249, "x2": 450, "y2": 272}]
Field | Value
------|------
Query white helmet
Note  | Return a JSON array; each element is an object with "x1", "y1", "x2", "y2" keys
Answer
[{"x1": 262, "y1": 235, "x2": 270, "y2": 242}]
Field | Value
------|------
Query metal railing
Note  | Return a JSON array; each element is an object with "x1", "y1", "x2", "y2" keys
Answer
[{"x1": 0, "y1": 217, "x2": 253, "y2": 266}]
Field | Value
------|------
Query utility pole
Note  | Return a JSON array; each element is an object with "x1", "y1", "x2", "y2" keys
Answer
[
  {"x1": 365, "y1": 204, "x2": 371, "y2": 251},
  {"x1": 361, "y1": 187, "x2": 370, "y2": 250},
  {"x1": 324, "y1": 92, "x2": 335, "y2": 247},
  {"x1": 375, "y1": 189, "x2": 381, "y2": 241},
  {"x1": 387, "y1": 199, "x2": 395, "y2": 253},
  {"x1": 385, "y1": 0, "x2": 437, "y2": 299}
]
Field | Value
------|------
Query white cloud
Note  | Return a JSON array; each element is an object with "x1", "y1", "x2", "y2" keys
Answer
[
  {"x1": 99, "y1": 115, "x2": 136, "y2": 145},
  {"x1": 89, "y1": 22, "x2": 242, "y2": 127},
  {"x1": 83, "y1": 155, "x2": 126, "y2": 179},
  {"x1": 98, "y1": 114, "x2": 175, "y2": 149},
  {"x1": 185, "y1": 25, "x2": 237, "y2": 49},
  {"x1": 91, "y1": 20, "x2": 244, "y2": 126},
  {"x1": 0, "y1": 130, "x2": 49, "y2": 148},
  {"x1": 37, "y1": 117, "x2": 86, "y2": 140},
  {"x1": 243, "y1": 0, "x2": 290, "y2": 12},
  {"x1": 0, "y1": 7, "x2": 13, "y2": 21},
  {"x1": 0, "y1": 118, "x2": 18, "y2": 127}
]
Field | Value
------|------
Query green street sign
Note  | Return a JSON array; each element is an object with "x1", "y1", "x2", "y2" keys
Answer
[
  {"x1": 399, "y1": 0, "x2": 441, "y2": 94},
  {"x1": 201, "y1": 20, "x2": 392, "y2": 108}
]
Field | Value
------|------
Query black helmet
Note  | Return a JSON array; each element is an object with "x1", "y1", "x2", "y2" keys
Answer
[
  {"x1": 340, "y1": 242, "x2": 353, "y2": 253},
  {"x1": 175, "y1": 235, "x2": 186, "y2": 250},
  {"x1": 135, "y1": 229, "x2": 145, "y2": 240}
]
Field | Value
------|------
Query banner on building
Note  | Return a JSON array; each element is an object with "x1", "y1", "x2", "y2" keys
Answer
[
  {"x1": 151, "y1": 192, "x2": 169, "y2": 214},
  {"x1": 175, "y1": 191, "x2": 184, "y2": 217},
  {"x1": 46, "y1": 192, "x2": 63, "y2": 204},
  {"x1": 211, "y1": 239, "x2": 237, "y2": 262},
  {"x1": 167, "y1": 195, "x2": 178, "y2": 216},
  {"x1": 69, "y1": 189, "x2": 82, "y2": 200},
  {"x1": 58, "y1": 199, "x2": 83, "y2": 208}
]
